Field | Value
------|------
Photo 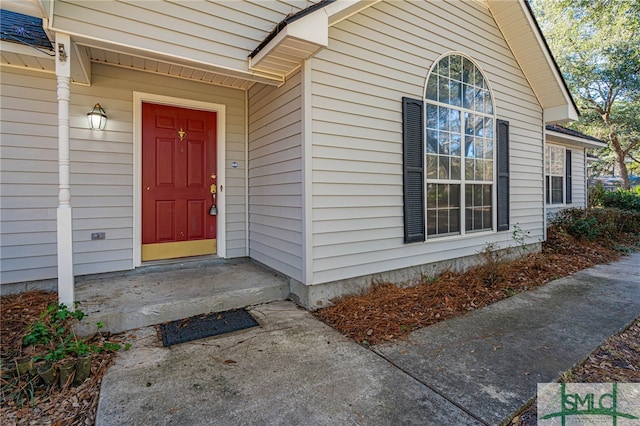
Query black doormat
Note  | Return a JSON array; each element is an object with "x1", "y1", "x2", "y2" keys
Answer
[{"x1": 158, "y1": 309, "x2": 259, "y2": 347}]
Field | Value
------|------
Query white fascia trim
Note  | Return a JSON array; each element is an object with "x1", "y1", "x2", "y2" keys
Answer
[
  {"x1": 45, "y1": 25, "x2": 283, "y2": 87},
  {"x1": 250, "y1": 10, "x2": 329, "y2": 72},
  {"x1": 546, "y1": 130, "x2": 606, "y2": 150},
  {"x1": 0, "y1": 40, "x2": 54, "y2": 60},
  {"x1": 544, "y1": 104, "x2": 579, "y2": 124},
  {"x1": 325, "y1": 0, "x2": 382, "y2": 26},
  {"x1": 132, "y1": 92, "x2": 227, "y2": 266},
  {"x1": 515, "y1": 0, "x2": 578, "y2": 119}
]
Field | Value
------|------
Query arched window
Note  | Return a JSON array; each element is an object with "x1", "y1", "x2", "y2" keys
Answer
[{"x1": 424, "y1": 54, "x2": 495, "y2": 236}]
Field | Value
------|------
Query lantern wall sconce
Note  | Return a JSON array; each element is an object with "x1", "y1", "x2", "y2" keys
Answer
[{"x1": 87, "y1": 103, "x2": 107, "y2": 130}]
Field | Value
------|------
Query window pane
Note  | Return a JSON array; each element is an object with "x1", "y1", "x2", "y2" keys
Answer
[
  {"x1": 427, "y1": 183, "x2": 437, "y2": 208},
  {"x1": 474, "y1": 68, "x2": 484, "y2": 89},
  {"x1": 449, "y1": 109, "x2": 461, "y2": 133},
  {"x1": 451, "y1": 157, "x2": 461, "y2": 180},
  {"x1": 451, "y1": 134, "x2": 461, "y2": 156},
  {"x1": 484, "y1": 160, "x2": 493, "y2": 181},
  {"x1": 439, "y1": 132, "x2": 449, "y2": 155},
  {"x1": 440, "y1": 56, "x2": 450, "y2": 77},
  {"x1": 485, "y1": 137, "x2": 494, "y2": 158},
  {"x1": 484, "y1": 89, "x2": 493, "y2": 114},
  {"x1": 474, "y1": 183, "x2": 483, "y2": 205},
  {"x1": 465, "y1": 113, "x2": 474, "y2": 135},
  {"x1": 474, "y1": 114, "x2": 484, "y2": 136},
  {"x1": 463, "y1": 57, "x2": 474, "y2": 84},
  {"x1": 426, "y1": 154, "x2": 438, "y2": 179},
  {"x1": 465, "y1": 135, "x2": 474, "y2": 157},
  {"x1": 450, "y1": 55, "x2": 462, "y2": 81},
  {"x1": 437, "y1": 183, "x2": 448, "y2": 206},
  {"x1": 427, "y1": 130, "x2": 438, "y2": 153},
  {"x1": 438, "y1": 209, "x2": 449, "y2": 234},
  {"x1": 439, "y1": 106, "x2": 449, "y2": 131},
  {"x1": 483, "y1": 184, "x2": 491, "y2": 204},
  {"x1": 485, "y1": 117, "x2": 493, "y2": 138},
  {"x1": 450, "y1": 184, "x2": 460, "y2": 207},
  {"x1": 474, "y1": 209, "x2": 483, "y2": 230},
  {"x1": 483, "y1": 206, "x2": 492, "y2": 229},
  {"x1": 552, "y1": 176, "x2": 563, "y2": 204},
  {"x1": 474, "y1": 88, "x2": 483, "y2": 111},
  {"x1": 426, "y1": 77, "x2": 437, "y2": 100},
  {"x1": 475, "y1": 137, "x2": 484, "y2": 158},
  {"x1": 427, "y1": 209, "x2": 437, "y2": 235},
  {"x1": 475, "y1": 159, "x2": 484, "y2": 181},
  {"x1": 465, "y1": 158, "x2": 474, "y2": 180},
  {"x1": 427, "y1": 104, "x2": 437, "y2": 129},
  {"x1": 463, "y1": 83, "x2": 474, "y2": 109},
  {"x1": 449, "y1": 81, "x2": 461, "y2": 106},
  {"x1": 438, "y1": 156, "x2": 449, "y2": 179},
  {"x1": 438, "y1": 76, "x2": 450, "y2": 103},
  {"x1": 545, "y1": 147, "x2": 550, "y2": 175},
  {"x1": 450, "y1": 208, "x2": 460, "y2": 233}
]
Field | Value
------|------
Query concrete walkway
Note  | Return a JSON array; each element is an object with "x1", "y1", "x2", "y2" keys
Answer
[{"x1": 95, "y1": 253, "x2": 640, "y2": 425}]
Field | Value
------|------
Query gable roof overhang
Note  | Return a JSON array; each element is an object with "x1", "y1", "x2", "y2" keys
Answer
[
  {"x1": 252, "y1": 0, "x2": 579, "y2": 124},
  {"x1": 248, "y1": 0, "x2": 381, "y2": 78},
  {"x1": 545, "y1": 125, "x2": 607, "y2": 150},
  {"x1": 487, "y1": 0, "x2": 579, "y2": 123}
]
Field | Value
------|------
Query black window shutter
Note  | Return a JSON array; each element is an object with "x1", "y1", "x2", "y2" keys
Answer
[
  {"x1": 402, "y1": 97, "x2": 425, "y2": 243},
  {"x1": 496, "y1": 119, "x2": 510, "y2": 232},
  {"x1": 565, "y1": 149, "x2": 572, "y2": 204}
]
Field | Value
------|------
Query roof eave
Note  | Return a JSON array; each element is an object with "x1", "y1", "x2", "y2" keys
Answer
[
  {"x1": 249, "y1": 0, "x2": 381, "y2": 78},
  {"x1": 546, "y1": 130, "x2": 607, "y2": 149},
  {"x1": 488, "y1": 0, "x2": 579, "y2": 124}
]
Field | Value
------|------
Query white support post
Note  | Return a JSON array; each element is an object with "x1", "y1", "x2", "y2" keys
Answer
[{"x1": 55, "y1": 33, "x2": 75, "y2": 308}]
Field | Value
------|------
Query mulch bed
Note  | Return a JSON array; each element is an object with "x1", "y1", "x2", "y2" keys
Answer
[
  {"x1": 1, "y1": 291, "x2": 121, "y2": 425},
  {"x1": 313, "y1": 227, "x2": 623, "y2": 345},
  {"x1": 1, "y1": 223, "x2": 636, "y2": 425}
]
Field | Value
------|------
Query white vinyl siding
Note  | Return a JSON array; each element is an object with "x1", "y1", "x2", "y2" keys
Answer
[
  {"x1": 248, "y1": 70, "x2": 303, "y2": 281},
  {"x1": 1, "y1": 69, "x2": 59, "y2": 284},
  {"x1": 51, "y1": 0, "x2": 318, "y2": 74},
  {"x1": 309, "y1": 0, "x2": 544, "y2": 284},
  {"x1": 0, "y1": 64, "x2": 246, "y2": 285}
]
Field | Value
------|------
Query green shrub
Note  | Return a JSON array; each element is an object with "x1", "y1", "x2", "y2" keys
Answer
[
  {"x1": 550, "y1": 207, "x2": 640, "y2": 243},
  {"x1": 588, "y1": 181, "x2": 607, "y2": 208},
  {"x1": 601, "y1": 188, "x2": 640, "y2": 211}
]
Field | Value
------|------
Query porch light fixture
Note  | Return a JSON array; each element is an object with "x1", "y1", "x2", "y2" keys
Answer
[{"x1": 87, "y1": 103, "x2": 107, "y2": 130}]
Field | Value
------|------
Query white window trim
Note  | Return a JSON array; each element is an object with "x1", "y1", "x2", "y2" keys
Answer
[
  {"x1": 423, "y1": 52, "x2": 497, "y2": 238},
  {"x1": 545, "y1": 144, "x2": 566, "y2": 206}
]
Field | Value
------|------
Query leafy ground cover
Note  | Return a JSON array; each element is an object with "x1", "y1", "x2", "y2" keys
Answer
[{"x1": 1, "y1": 293, "x2": 126, "y2": 425}]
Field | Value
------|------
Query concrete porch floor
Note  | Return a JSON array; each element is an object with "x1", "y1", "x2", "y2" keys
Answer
[{"x1": 73, "y1": 258, "x2": 290, "y2": 336}]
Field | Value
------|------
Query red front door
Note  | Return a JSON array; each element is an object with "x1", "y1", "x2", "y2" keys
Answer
[{"x1": 141, "y1": 103, "x2": 217, "y2": 261}]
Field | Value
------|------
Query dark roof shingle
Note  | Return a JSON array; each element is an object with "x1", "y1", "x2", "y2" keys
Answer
[
  {"x1": 546, "y1": 124, "x2": 604, "y2": 144},
  {"x1": 1, "y1": 9, "x2": 53, "y2": 50}
]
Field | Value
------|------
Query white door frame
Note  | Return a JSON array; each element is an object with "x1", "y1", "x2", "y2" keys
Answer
[{"x1": 132, "y1": 92, "x2": 226, "y2": 266}]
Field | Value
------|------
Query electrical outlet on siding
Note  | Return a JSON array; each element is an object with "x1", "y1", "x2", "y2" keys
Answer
[{"x1": 91, "y1": 232, "x2": 106, "y2": 240}]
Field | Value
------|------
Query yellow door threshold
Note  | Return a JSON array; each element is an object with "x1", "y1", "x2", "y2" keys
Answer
[{"x1": 142, "y1": 239, "x2": 216, "y2": 261}]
